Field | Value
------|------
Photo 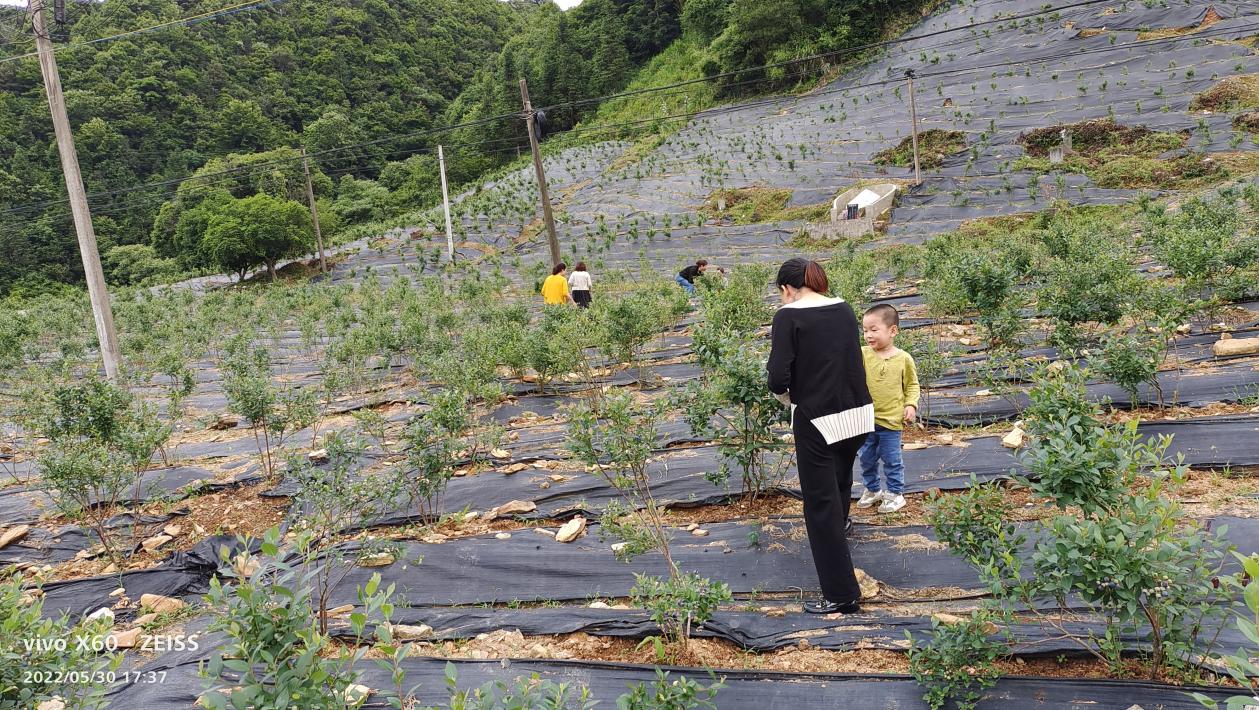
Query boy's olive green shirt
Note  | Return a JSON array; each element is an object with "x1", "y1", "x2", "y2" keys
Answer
[{"x1": 861, "y1": 346, "x2": 921, "y2": 431}]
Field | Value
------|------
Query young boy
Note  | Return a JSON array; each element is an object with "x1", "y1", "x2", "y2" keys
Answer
[{"x1": 856, "y1": 304, "x2": 920, "y2": 513}]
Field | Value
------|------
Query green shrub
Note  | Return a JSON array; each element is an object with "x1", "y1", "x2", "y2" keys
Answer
[
  {"x1": 694, "y1": 264, "x2": 772, "y2": 341},
  {"x1": 527, "y1": 306, "x2": 589, "y2": 393},
  {"x1": 222, "y1": 336, "x2": 319, "y2": 478},
  {"x1": 674, "y1": 335, "x2": 790, "y2": 497},
  {"x1": 1034, "y1": 215, "x2": 1140, "y2": 346},
  {"x1": 1149, "y1": 195, "x2": 1259, "y2": 303},
  {"x1": 617, "y1": 669, "x2": 725, "y2": 710},
  {"x1": 201, "y1": 527, "x2": 382, "y2": 709},
  {"x1": 287, "y1": 431, "x2": 400, "y2": 632},
  {"x1": 0, "y1": 572, "x2": 119, "y2": 710},
  {"x1": 1190, "y1": 553, "x2": 1259, "y2": 709},
  {"x1": 908, "y1": 610, "x2": 1005, "y2": 710},
  {"x1": 597, "y1": 287, "x2": 677, "y2": 383},
  {"x1": 924, "y1": 250, "x2": 1026, "y2": 348},
  {"x1": 824, "y1": 242, "x2": 877, "y2": 309},
  {"x1": 569, "y1": 392, "x2": 727, "y2": 656},
  {"x1": 102, "y1": 244, "x2": 182, "y2": 287},
  {"x1": 1094, "y1": 330, "x2": 1166, "y2": 407},
  {"x1": 631, "y1": 572, "x2": 732, "y2": 647},
  {"x1": 897, "y1": 329, "x2": 949, "y2": 417},
  {"x1": 928, "y1": 364, "x2": 1235, "y2": 679},
  {"x1": 401, "y1": 390, "x2": 470, "y2": 519},
  {"x1": 34, "y1": 376, "x2": 170, "y2": 563}
]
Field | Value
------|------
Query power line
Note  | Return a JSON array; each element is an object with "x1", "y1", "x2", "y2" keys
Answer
[
  {"x1": 0, "y1": 113, "x2": 521, "y2": 218},
  {"x1": 2, "y1": 4, "x2": 1250, "y2": 222},
  {"x1": 535, "y1": 0, "x2": 1121, "y2": 113},
  {"x1": 0, "y1": 0, "x2": 285, "y2": 66}
]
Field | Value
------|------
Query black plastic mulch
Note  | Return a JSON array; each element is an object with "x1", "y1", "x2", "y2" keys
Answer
[
  {"x1": 108, "y1": 654, "x2": 1238, "y2": 709},
  {"x1": 316, "y1": 517, "x2": 1258, "y2": 608}
]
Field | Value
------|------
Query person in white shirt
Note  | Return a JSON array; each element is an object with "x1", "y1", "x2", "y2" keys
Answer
[{"x1": 568, "y1": 261, "x2": 593, "y2": 309}]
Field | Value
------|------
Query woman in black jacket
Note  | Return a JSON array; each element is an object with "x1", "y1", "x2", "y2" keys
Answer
[{"x1": 767, "y1": 258, "x2": 874, "y2": 614}]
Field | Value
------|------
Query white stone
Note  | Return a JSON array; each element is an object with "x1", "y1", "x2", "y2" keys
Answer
[
  {"x1": 1213, "y1": 336, "x2": 1259, "y2": 357},
  {"x1": 494, "y1": 500, "x2": 537, "y2": 517},
  {"x1": 1001, "y1": 427, "x2": 1025, "y2": 449},
  {"x1": 86, "y1": 607, "x2": 115, "y2": 623},
  {"x1": 387, "y1": 623, "x2": 432, "y2": 641},
  {"x1": 141, "y1": 534, "x2": 173, "y2": 552},
  {"x1": 109, "y1": 627, "x2": 144, "y2": 649},
  {"x1": 555, "y1": 517, "x2": 587, "y2": 543},
  {"x1": 139, "y1": 594, "x2": 186, "y2": 614},
  {"x1": 359, "y1": 552, "x2": 395, "y2": 567}
]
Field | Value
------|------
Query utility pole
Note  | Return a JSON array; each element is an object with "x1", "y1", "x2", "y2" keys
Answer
[
  {"x1": 905, "y1": 69, "x2": 922, "y2": 186},
  {"x1": 300, "y1": 147, "x2": 327, "y2": 273},
  {"x1": 519, "y1": 78, "x2": 561, "y2": 267},
  {"x1": 437, "y1": 145, "x2": 455, "y2": 263},
  {"x1": 30, "y1": 0, "x2": 122, "y2": 381}
]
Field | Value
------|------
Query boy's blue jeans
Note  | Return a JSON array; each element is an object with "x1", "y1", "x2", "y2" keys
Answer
[
  {"x1": 676, "y1": 275, "x2": 695, "y2": 295},
  {"x1": 858, "y1": 425, "x2": 905, "y2": 495}
]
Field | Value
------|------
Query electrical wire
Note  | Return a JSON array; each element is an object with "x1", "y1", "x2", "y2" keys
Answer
[
  {"x1": 534, "y1": 0, "x2": 1123, "y2": 113},
  {"x1": 0, "y1": 0, "x2": 284, "y2": 65},
  {"x1": 2, "y1": 2, "x2": 1253, "y2": 224}
]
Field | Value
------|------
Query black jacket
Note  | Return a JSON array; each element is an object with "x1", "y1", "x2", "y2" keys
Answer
[{"x1": 767, "y1": 301, "x2": 873, "y2": 425}]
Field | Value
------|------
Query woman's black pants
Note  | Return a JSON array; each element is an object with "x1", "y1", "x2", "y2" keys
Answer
[{"x1": 793, "y1": 416, "x2": 867, "y2": 603}]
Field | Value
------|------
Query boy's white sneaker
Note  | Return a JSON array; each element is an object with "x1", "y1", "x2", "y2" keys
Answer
[
  {"x1": 856, "y1": 490, "x2": 884, "y2": 508},
  {"x1": 878, "y1": 494, "x2": 906, "y2": 513}
]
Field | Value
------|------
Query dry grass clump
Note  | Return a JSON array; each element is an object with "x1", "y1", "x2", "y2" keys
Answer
[{"x1": 1190, "y1": 74, "x2": 1259, "y2": 112}]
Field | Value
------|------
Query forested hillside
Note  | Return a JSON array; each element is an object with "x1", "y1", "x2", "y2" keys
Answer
[
  {"x1": 0, "y1": 0, "x2": 522, "y2": 294},
  {"x1": 0, "y1": 0, "x2": 933, "y2": 296}
]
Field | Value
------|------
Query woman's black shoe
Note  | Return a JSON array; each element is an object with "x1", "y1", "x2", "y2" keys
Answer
[{"x1": 803, "y1": 598, "x2": 861, "y2": 614}]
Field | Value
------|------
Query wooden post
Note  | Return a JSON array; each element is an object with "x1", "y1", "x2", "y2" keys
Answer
[
  {"x1": 30, "y1": 0, "x2": 122, "y2": 381},
  {"x1": 300, "y1": 147, "x2": 327, "y2": 273},
  {"x1": 906, "y1": 69, "x2": 922, "y2": 186},
  {"x1": 519, "y1": 78, "x2": 561, "y2": 267},
  {"x1": 437, "y1": 144, "x2": 455, "y2": 262}
]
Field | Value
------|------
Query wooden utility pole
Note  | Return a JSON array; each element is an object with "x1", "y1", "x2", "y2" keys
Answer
[
  {"x1": 905, "y1": 69, "x2": 922, "y2": 185},
  {"x1": 30, "y1": 0, "x2": 122, "y2": 380},
  {"x1": 519, "y1": 78, "x2": 561, "y2": 267},
  {"x1": 437, "y1": 144, "x2": 455, "y2": 262},
  {"x1": 300, "y1": 147, "x2": 327, "y2": 273}
]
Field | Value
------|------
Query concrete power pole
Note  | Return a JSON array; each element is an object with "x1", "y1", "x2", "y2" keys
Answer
[
  {"x1": 300, "y1": 148, "x2": 327, "y2": 273},
  {"x1": 30, "y1": 0, "x2": 122, "y2": 380},
  {"x1": 519, "y1": 78, "x2": 561, "y2": 268},
  {"x1": 437, "y1": 145, "x2": 455, "y2": 262},
  {"x1": 905, "y1": 69, "x2": 922, "y2": 186}
]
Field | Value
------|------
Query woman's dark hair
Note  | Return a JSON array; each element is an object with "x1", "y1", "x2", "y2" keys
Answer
[
  {"x1": 696, "y1": 259, "x2": 708, "y2": 267},
  {"x1": 552, "y1": 262, "x2": 567, "y2": 275},
  {"x1": 776, "y1": 258, "x2": 829, "y2": 293},
  {"x1": 574, "y1": 261, "x2": 587, "y2": 272}
]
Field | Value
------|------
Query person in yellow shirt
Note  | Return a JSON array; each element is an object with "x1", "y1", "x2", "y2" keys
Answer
[
  {"x1": 855, "y1": 304, "x2": 920, "y2": 513},
  {"x1": 540, "y1": 263, "x2": 574, "y2": 306}
]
